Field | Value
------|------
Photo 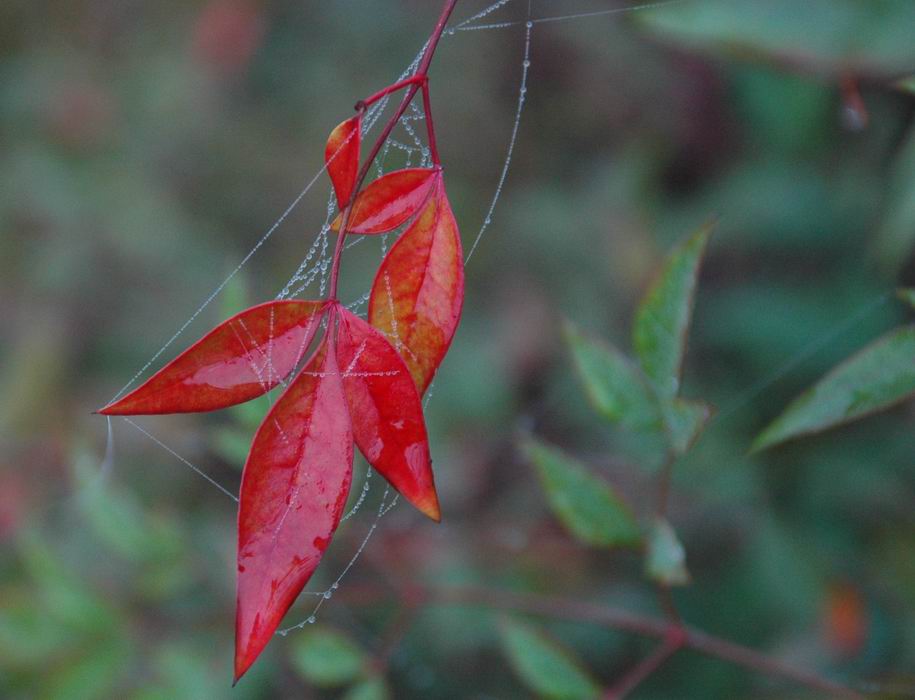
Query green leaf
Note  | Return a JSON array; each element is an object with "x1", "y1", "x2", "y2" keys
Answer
[
  {"x1": 633, "y1": 221, "x2": 713, "y2": 400},
  {"x1": 645, "y1": 518, "x2": 690, "y2": 587},
  {"x1": 753, "y1": 325, "x2": 915, "y2": 451},
  {"x1": 290, "y1": 626, "x2": 367, "y2": 688},
  {"x1": 664, "y1": 398, "x2": 712, "y2": 455},
  {"x1": 564, "y1": 321, "x2": 662, "y2": 431},
  {"x1": 343, "y1": 676, "x2": 390, "y2": 700},
  {"x1": 895, "y1": 75, "x2": 915, "y2": 96},
  {"x1": 522, "y1": 438, "x2": 641, "y2": 547},
  {"x1": 637, "y1": 0, "x2": 915, "y2": 76},
  {"x1": 499, "y1": 618, "x2": 600, "y2": 700},
  {"x1": 874, "y1": 130, "x2": 915, "y2": 273}
]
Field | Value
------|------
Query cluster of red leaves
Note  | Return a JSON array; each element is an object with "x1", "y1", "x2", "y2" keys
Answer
[{"x1": 100, "y1": 112, "x2": 463, "y2": 681}]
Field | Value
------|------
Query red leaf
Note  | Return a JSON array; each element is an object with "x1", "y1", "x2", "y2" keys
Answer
[
  {"x1": 99, "y1": 300, "x2": 327, "y2": 415},
  {"x1": 331, "y1": 167, "x2": 438, "y2": 235},
  {"x1": 325, "y1": 116, "x2": 361, "y2": 208},
  {"x1": 336, "y1": 307, "x2": 440, "y2": 521},
  {"x1": 368, "y1": 174, "x2": 464, "y2": 394},
  {"x1": 234, "y1": 335, "x2": 353, "y2": 683}
]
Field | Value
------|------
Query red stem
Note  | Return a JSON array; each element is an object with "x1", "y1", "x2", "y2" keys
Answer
[
  {"x1": 358, "y1": 76, "x2": 427, "y2": 110},
  {"x1": 375, "y1": 585, "x2": 865, "y2": 699},
  {"x1": 327, "y1": 0, "x2": 459, "y2": 301},
  {"x1": 604, "y1": 633, "x2": 684, "y2": 699}
]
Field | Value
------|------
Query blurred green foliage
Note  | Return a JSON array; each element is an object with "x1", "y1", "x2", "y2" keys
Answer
[{"x1": 3, "y1": 0, "x2": 915, "y2": 698}]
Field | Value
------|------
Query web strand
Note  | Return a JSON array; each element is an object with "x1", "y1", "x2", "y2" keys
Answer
[{"x1": 100, "y1": 0, "x2": 713, "y2": 637}]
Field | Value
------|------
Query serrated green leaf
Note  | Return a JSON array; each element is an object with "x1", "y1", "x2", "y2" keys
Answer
[
  {"x1": 343, "y1": 676, "x2": 390, "y2": 700},
  {"x1": 564, "y1": 321, "x2": 662, "y2": 431},
  {"x1": 633, "y1": 221, "x2": 713, "y2": 400},
  {"x1": 637, "y1": 0, "x2": 915, "y2": 76},
  {"x1": 499, "y1": 618, "x2": 600, "y2": 700},
  {"x1": 753, "y1": 325, "x2": 915, "y2": 451},
  {"x1": 522, "y1": 439, "x2": 641, "y2": 547},
  {"x1": 664, "y1": 398, "x2": 712, "y2": 455},
  {"x1": 290, "y1": 626, "x2": 367, "y2": 688},
  {"x1": 645, "y1": 518, "x2": 690, "y2": 587}
]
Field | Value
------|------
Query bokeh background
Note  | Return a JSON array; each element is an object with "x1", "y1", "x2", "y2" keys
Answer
[{"x1": 3, "y1": 0, "x2": 915, "y2": 697}]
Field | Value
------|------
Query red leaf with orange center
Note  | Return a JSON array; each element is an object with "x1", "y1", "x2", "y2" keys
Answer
[
  {"x1": 325, "y1": 116, "x2": 361, "y2": 208},
  {"x1": 368, "y1": 173, "x2": 464, "y2": 394},
  {"x1": 98, "y1": 300, "x2": 327, "y2": 415},
  {"x1": 234, "y1": 334, "x2": 353, "y2": 683},
  {"x1": 336, "y1": 307, "x2": 440, "y2": 521},
  {"x1": 331, "y1": 167, "x2": 438, "y2": 235}
]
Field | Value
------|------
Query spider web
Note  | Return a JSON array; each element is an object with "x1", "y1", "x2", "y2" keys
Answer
[{"x1": 96, "y1": 0, "x2": 787, "y2": 640}]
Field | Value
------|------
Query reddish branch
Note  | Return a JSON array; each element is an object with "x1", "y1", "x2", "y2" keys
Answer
[
  {"x1": 423, "y1": 586, "x2": 864, "y2": 699},
  {"x1": 327, "y1": 0, "x2": 458, "y2": 299}
]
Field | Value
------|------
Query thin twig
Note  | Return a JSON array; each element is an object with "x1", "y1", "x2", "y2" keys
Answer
[{"x1": 390, "y1": 585, "x2": 865, "y2": 699}]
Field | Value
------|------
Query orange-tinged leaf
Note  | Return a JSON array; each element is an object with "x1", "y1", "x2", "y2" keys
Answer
[
  {"x1": 368, "y1": 175, "x2": 464, "y2": 394},
  {"x1": 234, "y1": 336, "x2": 353, "y2": 683},
  {"x1": 325, "y1": 116, "x2": 361, "y2": 208},
  {"x1": 336, "y1": 307, "x2": 440, "y2": 521},
  {"x1": 331, "y1": 168, "x2": 438, "y2": 235},
  {"x1": 99, "y1": 300, "x2": 326, "y2": 415}
]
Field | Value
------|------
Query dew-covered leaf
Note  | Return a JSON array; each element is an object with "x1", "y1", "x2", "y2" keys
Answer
[
  {"x1": 499, "y1": 618, "x2": 600, "y2": 700},
  {"x1": 99, "y1": 300, "x2": 326, "y2": 415},
  {"x1": 290, "y1": 626, "x2": 367, "y2": 688},
  {"x1": 234, "y1": 338, "x2": 353, "y2": 682},
  {"x1": 633, "y1": 221, "x2": 712, "y2": 401},
  {"x1": 326, "y1": 115, "x2": 361, "y2": 208},
  {"x1": 752, "y1": 325, "x2": 915, "y2": 452},
  {"x1": 564, "y1": 321, "x2": 662, "y2": 432},
  {"x1": 637, "y1": 0, "x2": 915, "y2": 77},
  {"x1": 336, "y1": 307, "x2": 440, "y2": 521},
  {"x1": 645, "y1": 518, "x2": 690, "y2": 587},
  {"x1": 369, "y1": 173, "x2": 463, "y2": 394},
  {"x1": 332, "y1": 168, "x2": 438, "y2": 235},
  {"x1": 522, "y1": 438, "x2": 641, "y2": 548}
]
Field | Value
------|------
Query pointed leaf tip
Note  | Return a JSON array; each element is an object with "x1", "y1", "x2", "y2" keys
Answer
[
  {"x1": 522, "y1": 438, "x2": 641, "y2": 548},
  {"x1": 332, "y1": 168, "x2": 438, "y2": 235},
  {"x1": 499, "y1": 617, "x2": 600, "y2": 699},
  {"x1": 234, "y1": 338, "x2": 353, "y2": 681},
  {"x1": 633, "y1": 219, "x2": 714, "y2": 401},
  {"x1": 368, "y1": 174, "x2": 464, "y2": 394},
  {"x1": 326, "y1": 115, "x2": 361, "y2": 208},
  {"x1": 751, "y1": 325, "x2": 915, "y2": 452},
  {"x1": 99, "y1": 300, "x2": 326, "y2": 416},
  {"x1": 336, "y1": 307, "x2": 441, "y2": 521}
]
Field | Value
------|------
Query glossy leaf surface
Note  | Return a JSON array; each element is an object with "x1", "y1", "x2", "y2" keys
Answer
[
  {"x1": 325, "y1": 116, "x2": 361, "y2": 208},
  {"x1": 522, "y1": 438, "x2": 641, "y2": 548},
  {"x1": 369, "y1": 175, "x2": 464, "y2": 394},
  {"x1": 336, "y1": 308, "x2": 440, "y2": 521},
  {"x1": 633, "y1": 221, "x2": 713, "y2": 400},
  {"x1": 99, "y1": 301, "x2": 326, "y2": 415},
  {"x1": 332, "y1": 168, "x2": 437, "y2": 235},
  {"x1": 564, "y1": 321, "x2": 662, "y2": 432},
  {"x1": 752, "y1": 325, "x2": 915, "y2": 452},
  {"x1": 499, "y1": 618, "x2": 600, "y2": 700},
  {"x1": 235, "y1": 339, "x2": 353, "y2": 682}
]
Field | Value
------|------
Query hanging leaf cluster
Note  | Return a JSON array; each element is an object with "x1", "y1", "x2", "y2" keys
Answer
[{"x1": 100, "y1": 85, "x2": 464, "y2": 681}]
